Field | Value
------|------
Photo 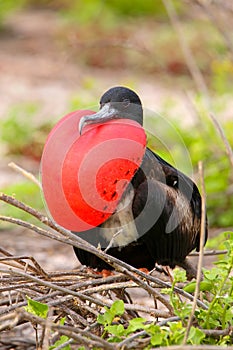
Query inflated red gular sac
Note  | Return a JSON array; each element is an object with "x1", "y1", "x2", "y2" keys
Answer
[
  {"x1": 41, "y1": 110, "x2": 146, "y2": 230},
  {"x1": 41, "y1": 86, "x2": 208, "y2": 278}
]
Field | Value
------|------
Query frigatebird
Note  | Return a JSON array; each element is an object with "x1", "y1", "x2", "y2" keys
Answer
[{"x1": 72, "y1": 86, "x2": 208, "y2": 276}]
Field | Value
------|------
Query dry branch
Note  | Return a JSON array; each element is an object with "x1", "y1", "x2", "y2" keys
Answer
[
  {"x1": 0, "y1": 193, "x2": 208, "y2": 308},
  {"x1": 183, "y1": 161, "x2": 206, "y2": 343},
  {"x1": 8, "y1": 162, "x2": 42, "y2": 189},
  {"x1": 162, "y1": 0, "x2": 210, "y2": 102},
  {"x1": 0, "y1": 188, "x2": 225, "y2": 348},
  {"x1": 209, "y1": 113, "x2": 233, "y2": 169}
]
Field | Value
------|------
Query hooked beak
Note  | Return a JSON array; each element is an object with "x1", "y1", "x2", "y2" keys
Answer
[{"x1": 79, "y1": 103, "x2": 118, "y2": 135}]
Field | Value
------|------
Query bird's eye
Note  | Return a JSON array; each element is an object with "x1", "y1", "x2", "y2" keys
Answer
[{"x1": 123, "y1": 99, "x2": 130, "y2": 107}]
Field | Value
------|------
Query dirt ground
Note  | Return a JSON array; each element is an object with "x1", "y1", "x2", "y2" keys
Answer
[{"x1": 0, "y1": 8, "x2": 222, "y2": 274}]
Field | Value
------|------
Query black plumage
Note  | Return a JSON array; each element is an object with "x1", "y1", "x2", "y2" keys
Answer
[{"x1": 73, "y1": 86, "x2": 208, "y2": 275}]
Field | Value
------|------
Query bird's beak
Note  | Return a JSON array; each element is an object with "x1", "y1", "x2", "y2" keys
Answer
[{"x1": 79, "y1": 103, "x2": 118, "y2": 135}]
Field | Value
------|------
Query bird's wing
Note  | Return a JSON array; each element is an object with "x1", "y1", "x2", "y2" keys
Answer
[
  {"x1": 151, "y1": 149, "x2": 208, "y2": 249},
  {"x1": 144, "y1": 148, "x2": 204, "y2": 223},
  {"x1": 131, "y1": 148, "x2": 207, "y2": 265}
]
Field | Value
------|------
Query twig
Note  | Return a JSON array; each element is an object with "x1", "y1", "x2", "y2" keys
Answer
[
  {"x1": 0, "y1": 312, "x2": 20, "y2": 331},
  {"x1": 0, "y1": 193, "x2": 57, "y2": 232},
  {"x1": 209, "y1": 113, "x2": 233, "y2": 169},
  {"x1": 0, "y1": 214, "x2": 195, "y2": 312},
  {"x1": 0, "y1": 267, "x2": 116, "y2": 309},
  {"x1": 8, "y1": 162, "x2": 42, "y2": 189},
  {"x1": 0, "y1": 194, "x2": 208, "y2": 310},
  {"x1": 183, "y1": 161, "x2": 206, "y2": 344},
  {"x1": 135, "y1": 272, "x2": 208, "y2": 310},
  {"x1": 0, "y1": 251, "x2": 48, "y2": 277},
  {"x1": 0, "y1": 266, "x2": 170, "y2": 319},
  {"x1": 0, "y1": 199, "x2": 173, "y2": 311},
  {"x1": 162, "y1": 0, "x2": 210, "y2": 103},
  {"x1": 104, "y1": 229, "x2": 123, "y2": 252},
  {"x1": 202, "y1": 326, "x2": 233, "y2": 338},
  {"x1": 0, "y1": 224, "x2": 207, "y2": 312},
  {"x1": 189, "y1": 250, "x2": 227, "y2": 256},
  {"x1": 116, "y1": 329, "x2": 148, "y2": 349},
  {"x1": 84, "y1": 280, "x2": 137, "y2": 294},
  {"x1": 17, "y1": 308, "x2": 115, "y2": 350},
  {"x1": 194, "y1": 0, "x2": 233, "y2": 57},
  {"x1": 0, "y1": 187, "x2": 222, "y2": 348},
  {"x1": 158, "y1": 315, "x2": 180, "y2": 326},
  {"x1": 40, "y1": 307, "x2": 53, "y2": 350}
]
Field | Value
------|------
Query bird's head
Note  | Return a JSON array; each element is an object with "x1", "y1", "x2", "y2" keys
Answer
[{"x1": 79, "y1": 86, "x2": 143, "y2": 134}]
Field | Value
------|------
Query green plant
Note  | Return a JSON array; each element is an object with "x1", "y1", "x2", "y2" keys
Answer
[
  {"x1": 146, "y1": 96, "x2": 233, "y2": 228},
  {"x1": 25, "y1": 296, "x2": 49, "y2": 318},
  {"x1": 95, "y1": 234, "x2": 233, "y2": 347},
  {"x1": 49, "y1": 317, "x2": 71, "y2": 350},
  {"x1": 196, "y1": 233, "x2": 233, "y2": 331},
  {"x1": 211, "y1": 58, "x2": 233, "y2": 94},
  {"x1": 1, "y1": 181, "x2": 44, "y2": 226},
  {"x1": 96, "y1": 302, "x2": 206, "y2": 346},
  {"x1": 1, "y1": 187, "x2": 233, "y2": 347},
  {"x1": 0, "y1": 104, "x2": 37, "y2": 150},
  {"x1": 181, "y1": 115, "x2": 233, "y2": 228},
  {"x1": 24, "y1": 298, "x2": 71, "y2": 349},
  {"x1": 162, "y1": 269, "x2": 192, "y2": 321},
  {"x1": 96, "y1": 296, "x2": 205, "y2": 346},
  {"x1": 0, "y1": 0, "x2": 26, "y2": 26},
  {"x1": 61, "y1": 0, "x2": 183, "y2": 26},
  {"x1": 97, "y1": 300, "x2": 150, "y2": 344},
  {"x1": 0, "y1": 103, "x2": 52, "y2": 160}
]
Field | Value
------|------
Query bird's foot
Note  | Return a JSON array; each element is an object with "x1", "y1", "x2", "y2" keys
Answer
[
  {"x1": 138, "y1": 267, "x2": 150, "y2": 274},
  {"x1": 94, "y1": 269, "x2": 115, "y2": 277},
  {"x1": 164, "y1": 266, "x2": 174, "y2": 283},
  {"x1": 81, "y1": 267, "x2": 115, "y2": 278}
]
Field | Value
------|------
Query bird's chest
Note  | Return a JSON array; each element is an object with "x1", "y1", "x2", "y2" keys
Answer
[{"x1": 100, "y1": 188, "x2": 139, "y2": 248}]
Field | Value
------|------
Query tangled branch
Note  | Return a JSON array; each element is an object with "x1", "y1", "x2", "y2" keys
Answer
[{"x1": 0, "y1": 191, "x2": 231, "y2": 348}]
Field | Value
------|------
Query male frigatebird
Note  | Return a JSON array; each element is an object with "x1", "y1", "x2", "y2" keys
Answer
[
  {"x1": 72, "y1": 86, "x2": 208, "y2": 275},
  {"x1": 41, "y1": 86, "x2": 208, "y2": 277}
]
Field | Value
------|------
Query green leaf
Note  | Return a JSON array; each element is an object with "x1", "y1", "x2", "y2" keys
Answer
[
  {"x1": 150, "y1": 332, "x2": 164, "y2": 346},
  {"x1": 110, "y1": 300, "x2": 124, "y2": 316},
  {"x1": 188, "y1": 326, "x2": 205, "y2": 345},
  {"x1": 126, "y1": 317, "x2": 146, "y2": 334},
  {"x1": 49, "y1": 335, "x2": 70, "y2": 350},
  {"x1": 146, "y1": 324, "x2": 165, "y2": 346},
  {"x1": 184, "y1": 280, "x2": 212, "y2": 293},
  {"x1": 97, "y1": 300, "x2": 124, "y2": 326},
  {"x1": 203, "y1": 268, "x2": 220, "y2": 281},
  {"x1": 108, "y1": 335, "x2": 123, "y2": 343},
  {"x1": 105, "y1": 324, "x2": 125, "y2": 336},
  {"x1": 97, "y1": 311, "x2": 113, "y2": 325},
  {"x1": 59, "y1": 316, "x2": 66, "y2": 326},
  {"x1": 173, "y1": 268, "x2": 187, "y2": 283},
  {"x1": 168, "y1": 321, "x2": 183, "y2": 332},
  {"x1": 24, "y1": 297, "x2": 48, "y2": 319}
]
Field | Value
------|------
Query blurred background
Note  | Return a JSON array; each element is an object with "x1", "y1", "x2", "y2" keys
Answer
[{"x1": 0, "y1": 0, "x2": 233, "y2": 270}]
